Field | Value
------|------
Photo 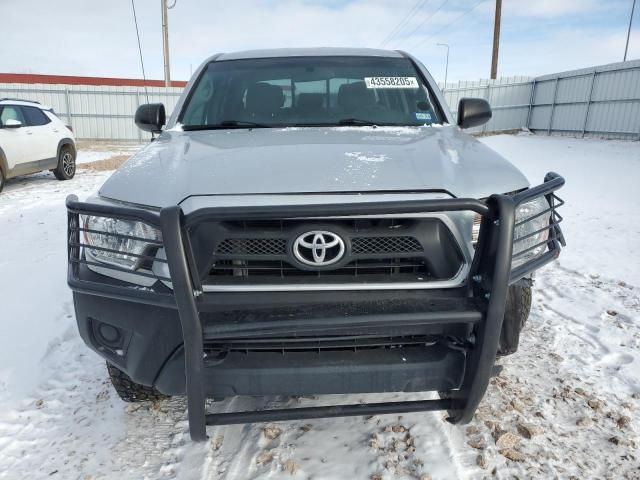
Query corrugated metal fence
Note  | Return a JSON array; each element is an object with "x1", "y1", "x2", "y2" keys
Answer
[
  {"x1": 1, "y1": 59, "x2": 639, "y2": 141},
  {"x1": 0, "y1": 83, "x2": 182, "y2": 141},
  {"x1": 441, "y1": 59, "x2": 640, "y2": 140},
  {"x1": 441, "y1": 75, "x2": 534, "y2": 134},
  {"x1": 527, "y1": 60, "x2": 640, "y2": 138}
]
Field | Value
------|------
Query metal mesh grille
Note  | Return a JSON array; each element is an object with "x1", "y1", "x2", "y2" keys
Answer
[
  {"x1": 352, "y1": 236, "x2": 423, "y2": 254},
  {"x1": 216, "y1": 238, "x2": 287, "y2": 256},
  {"x1": 216, "y1": 236, "x2": 422, "y2": 256},
  {"x1": 203, "y1": 335, "x2": 436, "y2": 354},
  {"x1": 210, "y1": 257, "x2": 428, "y2": 278}
]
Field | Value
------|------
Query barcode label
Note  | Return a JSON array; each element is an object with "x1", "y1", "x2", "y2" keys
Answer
[{"x1": 364, "y1": 77, "x2": 419, "y2": 89}]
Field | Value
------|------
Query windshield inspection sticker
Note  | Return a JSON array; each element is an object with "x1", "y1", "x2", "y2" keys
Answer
[
  {"x1": 415, "y1": 112, "x2": 432, "y2": 121},
  {"x1": 364, "y1": 77, "x2": 419, "y2": 89}
]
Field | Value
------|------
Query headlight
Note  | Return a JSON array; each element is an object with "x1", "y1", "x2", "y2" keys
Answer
[
  {"x1": 470, "y1": 196, "x2": 551, "y2": 268},
  {"x1": 512, "y1": 196, "x2": 550, "y2": 268},
  {"x1": 471, "y1": 213, "x2": 482, "y2": 245},
  {"x1": 82, "y1": 215, "x2": 162, "y2": 270}
]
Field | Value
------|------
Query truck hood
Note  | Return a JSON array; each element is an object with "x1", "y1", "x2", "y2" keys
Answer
[{"x1": 99, "y1": 126, "x2": 529, "y2": 208}]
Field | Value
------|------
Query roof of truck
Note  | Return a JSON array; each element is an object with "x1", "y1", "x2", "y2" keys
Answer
[{"x1": 216, "y1": 47, "x2": 405, "y2": 61}]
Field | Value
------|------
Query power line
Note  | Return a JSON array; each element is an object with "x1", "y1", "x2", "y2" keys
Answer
[
  {"x1": 130, "y1": 0, "x2": 149, "y2": 104},
  {"x1": 379, "y1": 0, "x2": 431, "y2": 48},
  {"x1": 410, "y1": 0, "x2": 490, "y2": 50},
  {"x1": 400, "y1": 0, "x2": 452, "y2": 46},
  {"x1": 379, "y1": 0, "x2": 425, "y2": 47}
]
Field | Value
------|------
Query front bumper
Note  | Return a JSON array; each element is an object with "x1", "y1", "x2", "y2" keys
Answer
[{"x1": 67, "y1": 173, "x2": 565, "y2": 441}]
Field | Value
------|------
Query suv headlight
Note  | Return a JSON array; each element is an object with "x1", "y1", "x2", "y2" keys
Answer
[
  {"x1": 512, "y1": 196, "x2": 550, "y2": 268},
  {"x1": 82, "y1": 215, "x2": 162, "y2": 270}
]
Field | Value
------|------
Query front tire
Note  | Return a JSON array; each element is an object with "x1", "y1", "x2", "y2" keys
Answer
[
  {"x1": 107, "y1": 362, "x2": 168, "y2": 402},
  {"x1": 53, "y1": 145, "x2": 76, "y2": 180},
  {"x1": 497, "y1": 285, "x2": 532, "y2": 356},
  {"x1": 0, "y1": 168, "x2": 4, "y2": 193}
]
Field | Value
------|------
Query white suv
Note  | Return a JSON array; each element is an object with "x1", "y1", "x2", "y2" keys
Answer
[{"x1": 0, "y1": 98, "x2": 76, "y2": 193}]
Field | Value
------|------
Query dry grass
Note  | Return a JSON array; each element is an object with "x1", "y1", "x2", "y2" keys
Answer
[
  {"x1": 256, "y1": 450, "x2": 274, "y2": 465},
  {"x1": 283, "y1": 459, "x2": 299, "y2": 475},
  {"x1": 262, "y1": 425, "x2": 283, "y2": 440},
  {"x1": 78, "y1": 154, "x2": 130, "y2": 172},
  {"x1": 75, "y1": 140, "x2": 140, "y2": 151}
]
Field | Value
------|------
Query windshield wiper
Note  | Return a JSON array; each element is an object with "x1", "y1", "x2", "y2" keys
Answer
[
  {"x1": 337, "y1": 118, "x2": 379, "y2": 126},
  {"x1": 183, "y1": 120, "x2": 271, "y2": 131},
  {"x1": 219, "y1": 120, "x2": 271, "y2": 128}
]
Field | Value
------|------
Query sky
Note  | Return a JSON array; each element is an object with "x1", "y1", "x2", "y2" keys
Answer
[{"x1": 0, "y1": 0, "x2": 638, "y2": 84}]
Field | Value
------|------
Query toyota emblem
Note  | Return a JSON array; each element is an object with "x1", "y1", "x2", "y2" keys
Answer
[{"x1": 293, "y1": 230, "x2": 346, "y2": 267}]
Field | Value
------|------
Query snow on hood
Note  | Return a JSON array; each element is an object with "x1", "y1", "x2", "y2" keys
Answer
[{"x1": 99, "y1": 126, "x2": 529, "y2": 207}]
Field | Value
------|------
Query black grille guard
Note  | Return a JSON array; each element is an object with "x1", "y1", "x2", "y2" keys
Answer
[{"x1": 66, "y1": 172, "x2": 565, "y2": 441}]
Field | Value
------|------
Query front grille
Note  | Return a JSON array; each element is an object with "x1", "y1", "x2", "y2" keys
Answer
[
  {"x1": 216, "y1": 238, "x2": 287, "y2": 256},
  {"x1": 214, "y1": 235, "x2": 422, "y2": 257},
  {"x1": 210, "y1": 257, "x2": 428, "y2": 278},
  {"x1": 203, "y1": 334, "x2": 438, "y2": 355},
  {"x1": 196, "y1": 216, "x2": 465, "y2": 287},
  {"x1": 352, "y1": 236, "x2": 423, "y2": 254}
]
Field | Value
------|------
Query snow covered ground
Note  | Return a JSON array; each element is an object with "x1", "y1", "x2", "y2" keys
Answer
[{"x1": 0, "y1": 134, "x2": 638, "y2": 479}]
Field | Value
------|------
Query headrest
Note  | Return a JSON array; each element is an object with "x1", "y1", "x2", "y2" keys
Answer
[
  {"x1": 337, "y1": 81, "x2": 376, "y2": 111},
  {"x1": 246, "y1": 82, "x2": 284, "y2": 114},
  {"x1": 296, "y1": 93, "x2": 324, "y2": 112}
]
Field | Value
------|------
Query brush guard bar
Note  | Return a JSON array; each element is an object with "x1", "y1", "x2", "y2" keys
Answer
[{"x1": 67, "y1": 172, "x2": 565, "y2": 441}]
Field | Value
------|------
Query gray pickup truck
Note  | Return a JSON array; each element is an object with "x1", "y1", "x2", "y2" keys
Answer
[{"x1": 66, "y1": 48, "x2": 565, "y2": 441}]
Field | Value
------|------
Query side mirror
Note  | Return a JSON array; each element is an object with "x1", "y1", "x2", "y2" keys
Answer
[
  {"x1": 457, "y1": 98, "x2": 492, "y2": 129},
  {"x1": 135, "y1": 103, "x2": 166, "y2": 133},
  {"x1": 4, "y1": 118, "x2": 22, "y2": 128}
]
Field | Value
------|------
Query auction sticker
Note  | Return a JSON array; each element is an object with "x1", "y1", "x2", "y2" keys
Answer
[{"x1": 365, "y1": 77, "x2": 419, "y2": 89}]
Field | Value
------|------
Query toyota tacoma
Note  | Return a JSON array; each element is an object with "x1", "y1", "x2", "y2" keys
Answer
[{"x1": 66, "y1": 48, "x2": 565, "y2": 440}]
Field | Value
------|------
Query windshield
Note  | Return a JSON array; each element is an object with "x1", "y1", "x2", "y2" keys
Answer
[{"x1": 179, "y1": 56, "x2": 443, "y2": 129}]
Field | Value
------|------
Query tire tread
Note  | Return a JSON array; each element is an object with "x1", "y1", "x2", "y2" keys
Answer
[
  {"x1": 497, "y1": 285, "x2": 532, "y2": 356},
  {"x1": 53, "y1": 145, "x2": 75, "y2": 180},
  {"x1": 107, "y1": 362, "x2": 167, "y2": 402}
]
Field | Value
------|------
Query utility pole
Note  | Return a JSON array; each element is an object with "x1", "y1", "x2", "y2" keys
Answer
[
  {"x1": 161, "y1": 0, "x2": 171, "y2": 87},
  {"x1": 624, "y1": 0, "x2": 637, "y2": 61},
  {"x1": 490, "y1": 0, "x2": 502, "y2": 79},
  {"x1": 436, "y1": 43, "x2": 450, "y2": 88}
]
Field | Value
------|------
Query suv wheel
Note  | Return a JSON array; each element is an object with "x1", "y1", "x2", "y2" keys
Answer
[
  {"x1": 0, "y1": 168, "x2": 4, "y2": 193},
  {"x1": 53, "y1": 145, "x2": 76, "y2": 180},
  {"x1": 497, "y1": 285, "x2": 532, "y2": 356},
  {"x1": 106, "y1": 362, "x2": 168, "y2": 402}
]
